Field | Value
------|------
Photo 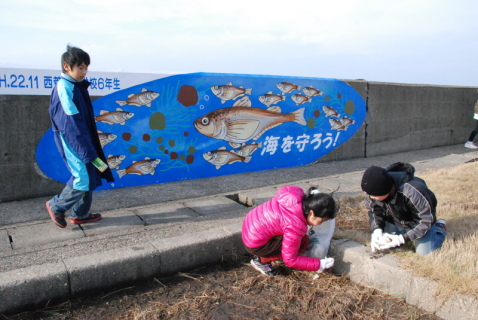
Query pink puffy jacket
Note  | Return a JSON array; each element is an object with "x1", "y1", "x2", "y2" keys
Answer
[{"x1": 242, "y1": 185, "x2": 320, "y2": 271}]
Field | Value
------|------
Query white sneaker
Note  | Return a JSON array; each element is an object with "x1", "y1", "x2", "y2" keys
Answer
[{"x1": 465, "y1": 141, "x2": 478, "y2": 149}]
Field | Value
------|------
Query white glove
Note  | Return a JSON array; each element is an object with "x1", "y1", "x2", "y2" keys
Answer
[
  {"x1": 371, "y1": 229, "x2": 385, "y2": 252},
  {"x1": 378, "y1": 233, "x2": 405, "y2": 250},
  {"x1": 317, "y1": 257, "x2": 334, "y2": 273}
]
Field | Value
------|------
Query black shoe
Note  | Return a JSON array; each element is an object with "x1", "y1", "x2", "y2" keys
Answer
[
  {"x1": 46, "y1": 201, "x2": 66, "y2": 228},
  {"x1": 250, "y1": 257, "x2": 279, "y2": 276}
]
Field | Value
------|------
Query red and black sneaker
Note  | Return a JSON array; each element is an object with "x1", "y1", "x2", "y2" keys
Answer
[
  {"x1": 46, "y1": 201, "x2": 67, "y2": 228},
  {"x1": 70, "y1": 213, "x2": 102, "y2": 225}
]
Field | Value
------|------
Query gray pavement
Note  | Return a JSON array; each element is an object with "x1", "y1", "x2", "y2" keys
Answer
[{"x1": 1, "y1": 144, "x2": 478, "y2": 318}]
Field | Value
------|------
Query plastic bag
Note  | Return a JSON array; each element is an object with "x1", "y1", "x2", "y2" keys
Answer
[{"x1": 301, "y1": 219, "x2": 335, "y2": 259}]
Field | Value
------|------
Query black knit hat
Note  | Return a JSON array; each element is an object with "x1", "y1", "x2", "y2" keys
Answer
[{"x1": 361, "y1": 166, "x2": 394, "y2": 196}]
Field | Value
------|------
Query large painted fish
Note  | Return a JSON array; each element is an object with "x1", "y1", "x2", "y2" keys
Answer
[
  {"x1": 211, "y1": 82, "x2": 252, "y2": 103},
  {"x1": 95, "y1": 108, "x2": 134, "y2": 125},
  {"x1": 116, "y1": 157, "x2": 161, "y2": 178},
  {"x1": 193, "y1": 105, "x2": 306, "y2": 148},
  {"x1": 115, "y1": 88, "x2": 160, "y2": 107},
  {"x1": 203, "y1": 147, "x2": 251, "y2": 169}
]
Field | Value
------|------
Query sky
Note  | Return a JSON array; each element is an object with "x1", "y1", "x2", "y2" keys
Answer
[{"x1": 1, "y1": 0, "x2": 477, "y2": 86}]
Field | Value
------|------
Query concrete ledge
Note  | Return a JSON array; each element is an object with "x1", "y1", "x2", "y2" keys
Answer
[
  {"x1": 152, "y1": 224, "x2": 245, "y2": 276},
  {"x1": 329, "y1": 239, "x2": 478, "y2": 320},
  {"x1": 0, "y1": 262, "x2": 69, "y2": 314},
  {"x1": 64, "y1": 244, "x2": 161, "y2": 298}
]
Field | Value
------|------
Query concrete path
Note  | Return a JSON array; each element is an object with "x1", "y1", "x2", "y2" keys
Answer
[{"x1": 1, "y1": 144, "x2": 477, "y2": 319}]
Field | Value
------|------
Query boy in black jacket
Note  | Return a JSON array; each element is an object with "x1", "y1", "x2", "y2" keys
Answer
[{"x1": 361, "y1": 163, "x2": 446, "y2": 255}]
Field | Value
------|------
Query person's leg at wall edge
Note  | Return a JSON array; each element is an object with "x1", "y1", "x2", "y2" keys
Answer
[
  {"x1": 465, "y1": 121, "x2": 478, "y2": 149},
  {"x1": 47, "y1": 185, "x2": 87, "y2": 228},
  {"x1": 414, "y1": 220, "x2": 447, "y2": 255},
  {"x1": 70, "y1": 190, "x2": 102, "y2": 224}
]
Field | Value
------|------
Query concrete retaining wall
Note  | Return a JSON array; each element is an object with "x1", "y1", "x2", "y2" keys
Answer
[{"x1": 1, "y1": 81, "x2": 476, "y2": 202}]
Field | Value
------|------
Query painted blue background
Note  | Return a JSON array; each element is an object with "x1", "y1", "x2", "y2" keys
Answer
[{"x1": 36, "y1": 72, "x2": 366, "y2": 190}]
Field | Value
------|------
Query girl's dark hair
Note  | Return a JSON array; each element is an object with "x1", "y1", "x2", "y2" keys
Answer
[
  {"x1": 302, "y1": 187, "x2": 337, "y2": 220},
  {"x1": 61, "y1": 45, "x2": 90, "y2": 72}
]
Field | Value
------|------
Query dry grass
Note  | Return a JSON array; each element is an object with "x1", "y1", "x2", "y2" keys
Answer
[{"x1": 336, "y1": 160, "x2": 478, "y2": 299}]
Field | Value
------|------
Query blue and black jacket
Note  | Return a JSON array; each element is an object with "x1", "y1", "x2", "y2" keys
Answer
[{"x1": 49, "y1": 73, "x2": 114, "y2": 191}]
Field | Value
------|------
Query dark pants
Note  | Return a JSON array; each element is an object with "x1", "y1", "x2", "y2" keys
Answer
[{"x1": 245, "y1": 235, "x2": 310, "y2": 262}]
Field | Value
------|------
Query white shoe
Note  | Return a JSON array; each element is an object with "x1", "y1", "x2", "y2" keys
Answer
[{"x1": 464, "y1": 141, "x2": 478, "y2": 149}]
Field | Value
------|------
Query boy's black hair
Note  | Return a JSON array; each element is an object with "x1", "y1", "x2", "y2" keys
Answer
[
  {"x1": 302, "y1": 187, "x2": 337, "y2": 220},
  {"x1": 61, "y1": 45, "x2": 90, "y2": 72}
]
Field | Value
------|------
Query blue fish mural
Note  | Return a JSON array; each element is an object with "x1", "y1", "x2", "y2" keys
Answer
[{"x1": 36, "y1": 72, "x2": 366, "y2": 190}]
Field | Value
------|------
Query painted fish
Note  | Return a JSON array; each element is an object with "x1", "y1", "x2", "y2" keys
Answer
[
  {"x1": 115, "y1": 88, "x2": 160, "y2": 107},
  {"x1": 340, "y1": 116, "x2": 355, "y2": 126},
  {"x1": 116, "y1": 157, "x2": 161, "y2": 178},
  {"x1": 97, "y1": 131, "x2": 117, "y2": 148},
  {"x1": 276, "y1": 82, "x2": 301, "y2": 95},
  {"x1": 323, "y1": 106, "x2": 340, "y2": 118},
  {"x1": 329, "y1": 118, "x2": 347, "y2": 131},
  {"x1": 237, "y1": 142, "x2": 262, "y2": 157},
  {"x1": 258, "y1": 91, "x2": 286, "y2": 107},
  {"x1": 95, "y1": 108, "x2": 134, "y2": 125},
  {"x1": 193, "y1": 105, "x2": 306, "y2": 148},
  {"x1": 291, "y1": 94, "x2": 312, "y2": 105},
  {"x1": 302, "y1": 86, "x2": 323, "y2": 97},
  {"x1": 203, "y1": 147, "x2": 251, "y2": 169},
  {"x1": 211, "y1": 82, "x2": 252, "y2": 104},
  {"x1": 106, "y1": 154, "x2": 126, "y2": 169}
]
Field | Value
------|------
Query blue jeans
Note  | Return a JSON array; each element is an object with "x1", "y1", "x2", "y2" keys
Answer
[
  {"x1": 384, "y1": 222, "x2": 446, "y2": 255},
  {"x1": 49, "y1": 185, "x2": 93, "y2": 219}
]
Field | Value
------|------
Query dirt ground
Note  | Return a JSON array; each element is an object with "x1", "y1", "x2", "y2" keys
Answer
[{"x1": 7, "y1": 256, "x2": 440, "y2": 320}]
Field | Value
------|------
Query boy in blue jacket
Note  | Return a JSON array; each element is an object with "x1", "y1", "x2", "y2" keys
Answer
[{"x1": 46, "y1": 45, "x2": 114, "y2": 228}]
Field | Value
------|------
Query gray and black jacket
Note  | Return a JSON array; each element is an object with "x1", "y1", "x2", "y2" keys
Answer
[{"x1": 365, "y1": 170, "x2": 437, "y2": 242}]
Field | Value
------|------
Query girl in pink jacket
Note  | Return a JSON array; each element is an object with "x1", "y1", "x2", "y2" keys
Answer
[{"x1": 242, "y1": 185, "x2": 336, "y2": 276}]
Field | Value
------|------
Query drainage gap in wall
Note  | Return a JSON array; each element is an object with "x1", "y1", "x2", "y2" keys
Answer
[{"x1": 225, "y1": 194, "x2": 252, "y2": 207}]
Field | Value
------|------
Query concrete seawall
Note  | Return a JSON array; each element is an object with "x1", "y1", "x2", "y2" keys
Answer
[{"x1": 1, "y1": 80, "x2": 476, "y2": 202}]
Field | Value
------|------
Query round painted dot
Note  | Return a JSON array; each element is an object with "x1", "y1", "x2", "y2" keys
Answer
[
  {"x1": 170, "y1": 152, "x2": 178, "y2": 159},
  {"x1": 188, "y1": 146, "x2": 196, "y2": 154},
  {"x1": 122, "y1": 132, "x2": 132, "y2": 141},
  {"x1": 314, "y1": 110, "x2": 320, "y2": 118},
  {"x1": 345, "y1": 100, "x2": 355, "y2": 115},
  {"x1": 156, "y1": 137, "x2": 163, "y2": 143},
  {"x1": 159, "y1": 145, "x2": 165, "y2": 151},
  {"x1": 143, "y1": 134, "x2": 151, "y2": 141},
  {"x1": 186, "y1": 155, "x2": 194, "y2": 164},
  {"x1": 128, "y1": 146, "x2": 137, "y2": 153},
  {"x1": 168, "y1": 140, "x2": 175, "y2": 147},
  {"x1": 307, "y1": 118, "x2": 316, "y2": 129},
  {"x1": 184, "y1": 132, "x2": 189, "y2": 137}
]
